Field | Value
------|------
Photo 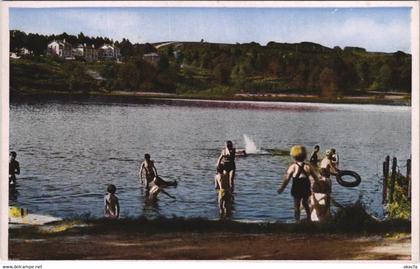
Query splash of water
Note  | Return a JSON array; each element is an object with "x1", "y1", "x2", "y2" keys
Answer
[{"x1": 243, "y1": 134, "x2": 259, "y2": 154}]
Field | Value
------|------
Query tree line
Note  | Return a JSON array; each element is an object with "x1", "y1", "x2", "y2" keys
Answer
[{"x1": 10, "y1": 30, "x2": 411, "y2": 96}]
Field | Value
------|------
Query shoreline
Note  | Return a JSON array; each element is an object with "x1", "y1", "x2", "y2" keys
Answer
[
  {"x1": 9, "y1": 217, "x2": 411, "y2": 260},
  {"x1": 10, "y1": 89, "x2": 411, "y2": 106}
]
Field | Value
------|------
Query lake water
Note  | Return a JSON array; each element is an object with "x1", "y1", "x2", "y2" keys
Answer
[{"x1": 9, "y1": 98, "x2": 411, "y2": 222}]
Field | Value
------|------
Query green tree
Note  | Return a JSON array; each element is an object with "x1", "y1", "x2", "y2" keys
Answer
[
  {"x1": 319, "y1": 67, "x2": 338, "y2": 97},
  {"x1": 158, "y1": 55, "x2": 170, "y2": 72},
  {"x1": 10, "y1": 30, "x2": 27, "y2": 52},
  {"x1": 376, "y1": 64, "x2": 392, "y2": 90},
  {"x1": 213, "y1": 64, "x2": 230, "y2": 85}
]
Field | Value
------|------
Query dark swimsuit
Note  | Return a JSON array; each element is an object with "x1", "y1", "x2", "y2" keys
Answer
[
  {"x1": 291, "y1": 163, "x2": 311, "y2": 199},
  {"x1": 309, "y1": 152, "x2": 318, "y2": 167},
  {"x1": 219, "y1": 148, "x2": 236, "y2": 172},
  {"x1": 9, "y1": 160, "x2": 20, "y2": 184}
]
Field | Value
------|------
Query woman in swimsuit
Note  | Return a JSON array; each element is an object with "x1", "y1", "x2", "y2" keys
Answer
[
  {"x1": 216, "y1": 141, "x2": 236, "y2": 192},
  {"x1": 278, "y1": 145, "x2": 320, "y2": 222}
]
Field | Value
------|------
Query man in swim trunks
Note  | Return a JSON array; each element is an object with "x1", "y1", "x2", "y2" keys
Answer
[
  {"x1": 139, "y1": 154, "x2": 177, "y2": 192},
  {"x1": 216, "y1": 141, "x2": 236, "y2": 192},
  {"x1": 9, "y1": 151, "x2": 20, "y2": 186},
  {"x1": 278, "y1": 145, "x2": 320, "y2": 223},
  {"x1": 139, "y1": 153, "x2": 158, "y2": 192}
]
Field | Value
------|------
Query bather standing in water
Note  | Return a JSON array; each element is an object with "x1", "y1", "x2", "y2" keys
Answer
[
  {"x1": 139, "y1": 153, "x2": 158, "y2": 192},
  {"x1": 9, "y1": 151, "x2": 20, "y2": 186},
  {"x1": 320, "y1": 149, "x2": 340, "y2": 176},
  {"x1": 309, "y1": 145, "x2": 320, "y2": 168},
  {"x1": 216, "y1": 141, "x2": 236, "y2": 192},
  {"x1": 104, "y1": 184, "x2": 120, "y2": 219},
  {"x1": 139, "y1": 154, "x2": 177, "y2": 193},
  {"x1": 310, "y1": 168, "x2": 332, "y2": 222},
  {"x1": 278, "y1": 145, "x2": 320, "y2": 223},
  {"x1": 331, "y1": 148, "x2": 339, "y2": 169}
]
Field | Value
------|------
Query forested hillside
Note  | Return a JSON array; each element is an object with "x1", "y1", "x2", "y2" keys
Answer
[{"x1": 10, "y1": 30, "x2": 411, "y2": 97}]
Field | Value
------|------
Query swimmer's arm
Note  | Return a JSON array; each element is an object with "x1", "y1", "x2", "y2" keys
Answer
[
  {"x1": 115, "y1": 199, "x2": 120, "y2": 218},
  {"x1": 216, "y1": 151, "x2": 223, "y2": 166},
  {"x1": 139, "y1": 162, "x2": 145, "y2": 183},
  {"x1": 329, "y1": 163, "x2": 340, "y2": 175},
  {"x1": 278, "y1": 166, "x2": 294, "y2": 194},
  {"x1": 152, "y1": 162, "x2": 158, "y2": 177},
  {"x1": 309, "y1": 152, "x2": 315, "y2": 161},
  {"x1": 103, "y1": 197, "x2": 107, "y2": 215},
  {"x1": 160, "y1": 189, "x2": 176, "y2": 199}
]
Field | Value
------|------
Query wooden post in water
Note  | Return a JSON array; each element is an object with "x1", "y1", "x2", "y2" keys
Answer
[
  {"x1": 382, "y1": 156, "x2": 390, "y2": 204},
  {"x1": 385, "y1": 156, "x2": 390, "y2": 176},
  {"x1": 389, "y1": 157, "x2": 397, "y2": 204},
  {"x1": 382, "y1": 161, "x2": 387, "y2": 204},
  {"x1": 407, "y1": 158, "x2": 411, "y2": 199}
]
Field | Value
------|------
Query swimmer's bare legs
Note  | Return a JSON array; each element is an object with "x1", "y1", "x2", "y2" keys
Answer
[
  {"x1": 218, "y1": 194, "x2": 225, "y2": 215},
  {"x1": 302, "y1": 198, "x2": 311, "y2": 221},
  {"x1": 228, "y1": 170, "x2": 235, "y2": 192},
  {"x1": 215, "y1": 173, "x2": 221, "y2": 190},
  {"x1": 293, "y1": 198, "x2": 301, "y2": 222}
]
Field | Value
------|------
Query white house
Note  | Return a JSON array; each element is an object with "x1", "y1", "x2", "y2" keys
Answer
[
  {"x1": 72, "y1": 44, "x2": 98, "y2": 62},
  {"x1": 19, "y1": 48, "x2": 33, "y2": 56},
  {"x1": 73, "y1": 44, "x2": 85, "y2": 57},
  {"x1": 83, "y1": 44, "x2": 98, "y2": 62},
  {"x1": 98, "y1": 44, "x2": 121, "y2": 61},
  {"x1": 10, "y1": 52, "x2": 20, "y2": 59},
  {"x1": 47, "y1": 40, "x2": 73, "y2": 59}
]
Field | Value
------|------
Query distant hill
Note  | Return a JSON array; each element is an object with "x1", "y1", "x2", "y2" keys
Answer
[{"x1": 10, "y1": 30, "x2": 411, "y2": 98}]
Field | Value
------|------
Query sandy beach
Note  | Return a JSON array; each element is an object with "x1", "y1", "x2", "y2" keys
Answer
[{"x1": 8, "y1": 218, "x2": 411, "y2": 260}]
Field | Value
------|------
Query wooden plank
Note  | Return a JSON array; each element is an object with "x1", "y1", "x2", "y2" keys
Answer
[{"x1": 389, "y1": 157, "x2": 397, "y2": 203}]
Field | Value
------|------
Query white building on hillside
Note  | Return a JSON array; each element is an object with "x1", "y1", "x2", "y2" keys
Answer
[
  {"x1": 84, "y1": 44, "x2": 98, "y2": 62},
  {"x1": 47, "y1": 40, "x2": 74, "y2": 59},
  {"x1": 72, "y1": 44, "x2": 98, "y2": 62},
  {"x1": 98, "y1": 44, "x2": 121, "y2": 61},
  {"x1": 73, "y1": 44, "x2": 85, "y2": 57},
  {"x1": 19, "y1": 48, "x2": 33, "y2": 56}
]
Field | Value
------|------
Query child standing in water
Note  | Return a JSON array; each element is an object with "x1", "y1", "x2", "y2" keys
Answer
[
  {"x1": 278, "y1": 145, "x2": 320, "y2": 222},
  {"x1": 216, "y1": 170, "x2": 232, "y2": 216},
  {"x1": 104, "y1": 184, "x2": 120, "y2": 219}
]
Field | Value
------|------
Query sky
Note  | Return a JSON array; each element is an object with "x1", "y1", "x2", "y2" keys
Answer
[{"x1": 9, "y1": 7, "x2": 412, "y2": 53}]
